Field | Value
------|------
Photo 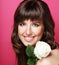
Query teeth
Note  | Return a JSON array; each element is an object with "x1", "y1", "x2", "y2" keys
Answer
[{"x1": 24, "y1": 37, "x2": 33, "y2": 42}]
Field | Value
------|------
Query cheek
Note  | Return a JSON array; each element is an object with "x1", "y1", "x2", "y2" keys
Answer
[
  {"x1": 18, "y1": 26, "x2": 24, "y2": 35},
  {"x1": 33, "y1": 26, "x2": 44, "y2": 35}
]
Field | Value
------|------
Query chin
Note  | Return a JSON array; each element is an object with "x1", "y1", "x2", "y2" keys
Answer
[{"x1": 23, "y1": 42, "x2": 35, "y2": 46}]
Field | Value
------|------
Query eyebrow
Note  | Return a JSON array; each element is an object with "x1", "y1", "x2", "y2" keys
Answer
[{"x1": 32, "y1": 20, "x2": 43, "y2": 23}]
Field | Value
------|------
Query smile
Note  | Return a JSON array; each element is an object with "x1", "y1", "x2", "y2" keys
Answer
[{"x1": 24, "y1": 36, "x2": 34, "y2": 42}]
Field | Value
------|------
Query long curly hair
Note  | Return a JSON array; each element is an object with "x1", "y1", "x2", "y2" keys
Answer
[{"x1": 11, "y1": 0, "x2": 59, "y2": 65}]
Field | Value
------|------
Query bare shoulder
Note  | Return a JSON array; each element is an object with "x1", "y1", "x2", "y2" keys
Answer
[
  {"x1": 51, "y1": 48, "x2": 59, "y2": 58},
  {"x1": 36, "y1": 48, "x2": 59, "y2": 65}
]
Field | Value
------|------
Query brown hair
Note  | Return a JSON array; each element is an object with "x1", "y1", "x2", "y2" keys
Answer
[{"x1": 11, "y1": 0, "x2": 59, "y2": 65}]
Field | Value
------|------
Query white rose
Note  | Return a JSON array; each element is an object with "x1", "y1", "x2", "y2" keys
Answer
[{"x1": 34, "y1": 41, "x2": 51, "y2": 59}]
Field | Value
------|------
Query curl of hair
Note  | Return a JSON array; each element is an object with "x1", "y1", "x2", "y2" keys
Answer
[{"x1": 11, "y1": 0, "x2": 59, "y2": 65}]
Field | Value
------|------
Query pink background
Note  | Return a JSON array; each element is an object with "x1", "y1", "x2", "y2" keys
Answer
[{"x1": 0, "y1": 0, "x2": 59, "y2": 65}]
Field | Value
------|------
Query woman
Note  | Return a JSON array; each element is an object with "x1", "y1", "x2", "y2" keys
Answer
[{"x1": 11, "y1": 0, "x2": 59, "y2": 65}]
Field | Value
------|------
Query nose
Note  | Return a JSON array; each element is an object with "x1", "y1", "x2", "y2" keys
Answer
[{"x1": 26, "y1": 25, "x2": 32, "y2": 35}]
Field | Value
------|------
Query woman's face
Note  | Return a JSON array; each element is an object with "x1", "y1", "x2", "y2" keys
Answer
[{"x1": 18, "y1": 19, "x2": 44, "y2": 46}]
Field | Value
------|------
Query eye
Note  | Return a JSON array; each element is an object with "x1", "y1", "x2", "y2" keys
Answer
[
  {"x1": 19, "y1": 22, "x2": 26, "y2": 26},
  {"x1": 32, "y1": 23, "x2": 40, "y2": 27}
]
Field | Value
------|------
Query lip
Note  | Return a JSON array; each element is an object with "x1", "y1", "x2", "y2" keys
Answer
[{"x1": 24, "y1": 36, "x2": 34, "y2": 42}]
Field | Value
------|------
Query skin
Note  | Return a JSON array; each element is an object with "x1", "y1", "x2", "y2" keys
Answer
[
  {"x1": 36, "y1": 48, "x2": 59, "y2": 65},
  {"x1": 18, "y1": 19, "x2": 59, "y2": 65},
  {"x1": 18, "y1": 19, "x2": 44, "y2": 46}
]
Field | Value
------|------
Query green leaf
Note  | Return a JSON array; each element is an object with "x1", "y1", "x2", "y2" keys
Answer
[
  {"x1": 27, "y1": 58, "x2": 35, "y2": 65},
  {"x1": 26, "y1": 45, "x2": 34, "y2": 57}
]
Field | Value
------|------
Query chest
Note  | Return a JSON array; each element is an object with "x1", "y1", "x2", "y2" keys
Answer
[{"x1": 36, "y1": 50, "x2": 59, "y2": 65}]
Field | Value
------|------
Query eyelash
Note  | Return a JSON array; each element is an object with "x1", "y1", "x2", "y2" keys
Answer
[
  {"x1": 33, "y1": 23, "x2": 39, "y2": 27},
  {"x1": 19, "y1": 23, "x2": 40, "y2": 27},
  {"x1": 19, "y1": 23, "x2": 26, "y2": 26}
]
